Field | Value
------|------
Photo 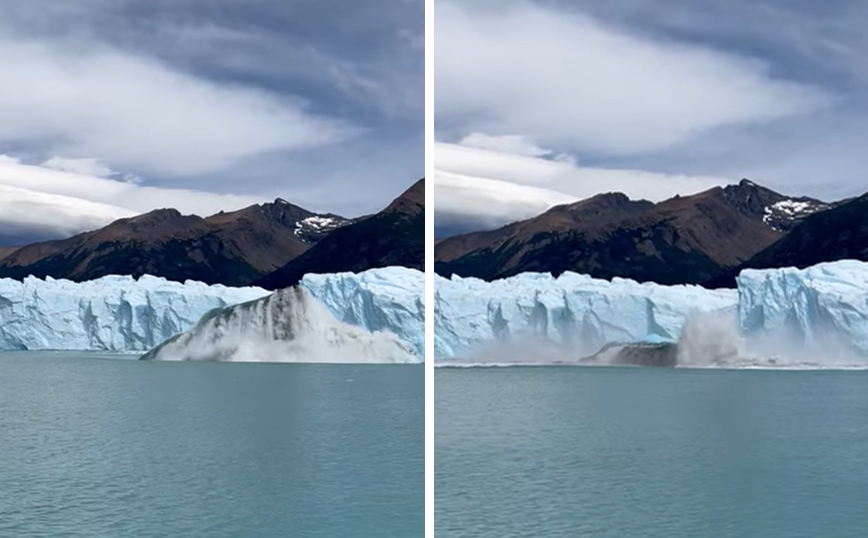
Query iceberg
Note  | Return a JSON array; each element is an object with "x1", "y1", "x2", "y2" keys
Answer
[
  {"x1": 141, "y1": 286, "x2": 418, "y2": 363},
  {"x1": 434, "y1": 272, "x2": 737, "y2": 360},
  {"x1": 0, "y1": 275, "x2": 270, "y2": 352}
]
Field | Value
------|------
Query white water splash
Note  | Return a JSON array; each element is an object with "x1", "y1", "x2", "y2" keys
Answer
[{"x1": 142, "y1": 287, "x2": 418, "y2": 363}]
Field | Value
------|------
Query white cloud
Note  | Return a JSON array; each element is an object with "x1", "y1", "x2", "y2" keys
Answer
[
  {"x1": 0, "y1": 40, "x2": 353, "y2": 176},
  {"x1": 42, "y1": 156, "x2": 114, "y2": 178},
  {"x1": 0, "y1": 184, "x2": 134, "y2": 239},
  {"x1": 0, "y1": 156, "x2": 265, "y2": 240},
  {"x1": 435, "y1": 0, "x2": 830, "y2": 156},
  {"x1": 434, "y1": 141, "x2": 731, "y2": 231},
  {"x1": 459, "y1": 133, "x2": 552, "y2": 158},
  {"x1": 435, "y1": 168, "x2": 575, "y2": 231}
]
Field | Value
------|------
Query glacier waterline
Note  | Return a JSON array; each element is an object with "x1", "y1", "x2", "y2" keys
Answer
[
  {"x1": 142, "y1": 286, "x2": 419, "y2": 363},
  {"x1": 435, "y1": 260, "x2": 868, "y2": 367},
  {"x1": 0, "y1": 267, "x2": 424, "y2": 357}
]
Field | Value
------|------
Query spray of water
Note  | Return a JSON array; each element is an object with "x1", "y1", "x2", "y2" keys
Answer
[
  {"x1": 142, "y1": 287, "x2": 418, "y2": 363},
  {"x1": 676, "y1": 309, "x2": 868, "y2": 369},
  {"x1": 438, "y1": 306, "x2": 868, "y2": 369},
  {"x1": 676, "y1": 310, "x2": 745, "y2": 367}
]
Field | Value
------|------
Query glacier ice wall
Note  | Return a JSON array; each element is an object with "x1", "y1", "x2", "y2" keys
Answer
[
  {"x1": 142, "y1": 286, "x2": 419, "y2": 363},
  {"x1": 300, "y1": 267, "x2": 425, "y2": 358},
  {"x1": 0, "y1": 275, "x2": 269, "y2": 352},
  {"x1": 0, "y1": 267, "x2": 424, "y2": 354},
  {"x1": 436, "y1": 261, "x2": 868, "y2": 366},
  {"x1": 738, "y1": 260, "x2": 868, "y2": 361},
  {"x1": 434, "y1": 272, "x2": 737, "y2": 360}
]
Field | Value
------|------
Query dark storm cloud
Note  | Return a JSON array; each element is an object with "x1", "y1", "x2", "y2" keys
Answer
[
  {"x1": 0, "y1": 0, "x2": 422, "y2": 244},
  {"x1": 434, "y1": 0, "x2": 868, "y2": 235}
]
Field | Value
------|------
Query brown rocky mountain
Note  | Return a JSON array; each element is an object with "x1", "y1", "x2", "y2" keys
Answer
[
  {"x1": 255, "y1": 178, "x2": 425, "y2": 290},
  {"x1": 708, "y1": 191, "x2": 868, "y2": 288},
  {"x1": 435, "y1": 180, "x2": 831, "y2": 285},
  {"x1": 0, "y1": 247, "x2": 18, "y2": 262},
  {"x1": 0, "y1": 199, "x2": 353, "y2": 286}
]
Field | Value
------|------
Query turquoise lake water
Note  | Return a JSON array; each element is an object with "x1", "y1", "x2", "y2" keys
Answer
[
  {"x1": 435, "y1": 366, "x2": 868, "y2": 538},
  {"x1": 0, "y1": 353, "x2": 423, "y2": 538}
]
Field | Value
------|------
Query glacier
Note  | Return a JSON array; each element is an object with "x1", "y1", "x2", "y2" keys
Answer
[
  {"x1": 435, "y1": 261, "x2": 868, "y2": 367},
  {"x1": 737, "y1": 260, "x2": 868, "y2": 363},
  {"x1": 142, "y1": 286, "x2": 419, "y2": 363},
  {"x1": 301, "y1": 267, "x2": 425, "y2": 358},
  {"x1": 0, "y1": 275, "x2": 269, "y2": 352},
  {"x1": 0, "y1": 267, "x2": 424, "y2": 357},
  {"x1": 434, "y1": 272, "x2": 737, "y2": 360}
]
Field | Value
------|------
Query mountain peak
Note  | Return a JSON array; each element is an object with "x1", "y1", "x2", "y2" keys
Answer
[
  {"x1": 588, "y1": 191, "x2": 632, "y2": 206},
  {"x1": 121, "y1": 208, "x2": 191, "y2": 227},
  {"x1": 384, "y1": 178, "x2": 425, "y2": 215}
]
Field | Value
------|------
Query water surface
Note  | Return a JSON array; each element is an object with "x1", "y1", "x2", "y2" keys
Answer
[
  {"x1": 0, "y1": 353, "x2": 423, "y2": 538},
  {"x1": 436, "y1": 366, "x2": 868, "y2": 538}
]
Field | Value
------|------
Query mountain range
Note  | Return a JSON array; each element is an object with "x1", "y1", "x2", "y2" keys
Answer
[
  {"x1": 255, "y1": 178, "x2": 425, "y2": 289},
  {"x1": 436, "y1": 179, "x2": 861, "y2": 287},
  {"x1": 708, "y1": 190, "x2": 868, "y2": 287},
  {"x1": 0, "y1": 179, "x2": 424, "y2": 288}
]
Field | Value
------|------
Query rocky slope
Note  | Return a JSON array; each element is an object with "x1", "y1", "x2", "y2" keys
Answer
[
  {"x1": 708, "y1": 192, "x2": 868, "y2": 287},
  {"x1": 435, "y1": 180, "x2": 832, "y2": 286},
  {"x1": 255, "y1": 178, "x2": 425, "y2": 290},
  {"x1": 0, "y1": 199, "x2": 352, "y2": 286}
]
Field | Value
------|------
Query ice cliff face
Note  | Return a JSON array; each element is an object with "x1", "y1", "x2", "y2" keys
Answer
[
  {"x1": 0, "y1": 275, "x2": 269, "y2": 352},
  {"x1": 300, "y1": 267, "x2": 425, "y2": 358},
  {"x1": 0, "y1": 267, "x2": 424, "y2": 356},
  {"x1": 142, "y1": 286, "x2": 418, "y2": 363},
  {"x1": 436, "y1": 261, "x2": 868, "y2": 367},
  {"x1": 738, "y1": 260, "x2": 868, "y2": 362},
  {"x1": 434, "y1": 272, "x2": 737, "y2": 360}
]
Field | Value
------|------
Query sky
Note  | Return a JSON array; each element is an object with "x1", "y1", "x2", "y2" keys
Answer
[
  {"x1": 434, "y1": 0, "x2": 868, "y2": 237},
  {"x1": 0, "y1": 0, "x2": 423, "y2": 246}
]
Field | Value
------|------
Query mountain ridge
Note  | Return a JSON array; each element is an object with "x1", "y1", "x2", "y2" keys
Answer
[
  {"x1": 254, "y1": 178, "x2": 425, "y2": 290},
  {"x1": 435, "y1": 179, "x2": 833, "y2": 286},
  {"x1": 707, "y1": 191, "x2": 868, "y2": 287},
  {"x1": 0, "y1": 197, "x2": 352, "y2": 286}
]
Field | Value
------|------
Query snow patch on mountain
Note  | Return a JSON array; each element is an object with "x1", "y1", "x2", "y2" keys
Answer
[
  {"x1": 294, "y1": 214, "x2": 352, "y2": 242},
  {"x1": 762, "y1": 199, "x2": 830, "y2": 231}
]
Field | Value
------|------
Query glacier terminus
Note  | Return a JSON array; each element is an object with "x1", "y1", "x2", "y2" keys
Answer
[
  {"x1": 0, "y1": 267, "x2": 425, "y2": 361},
  {"x1": 435, "y1": 260, "x2": 868, "y2": 368}
]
